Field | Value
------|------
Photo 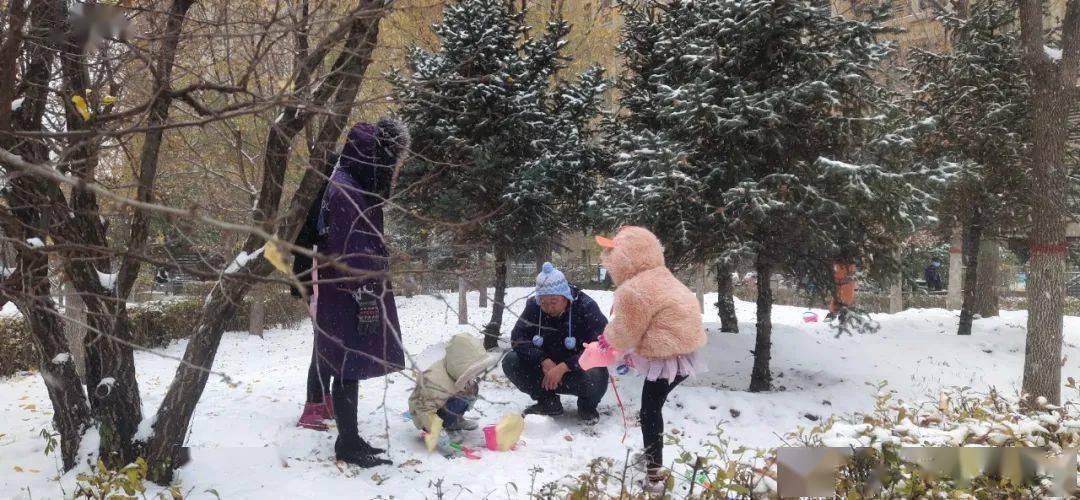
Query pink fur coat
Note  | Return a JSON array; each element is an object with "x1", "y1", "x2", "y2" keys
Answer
[{"x1": 600, "y1": 226, "x2": 707, "y2": 358}]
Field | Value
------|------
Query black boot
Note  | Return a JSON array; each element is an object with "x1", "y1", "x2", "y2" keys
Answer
[
  {"x1": 578, "y1": 406, "x2": 600, "y2": 425},
  {"x1": 523, "y1": 397, "x2": 564, "y2": 417},
  {"x1": 358, "y1": 437, "x2": 386, "y2": 456},
  {"x1": 335, "y1": 437, "x2": 391, "y2": 468},
  {"x1": 332, "y1": 378, "x2": 391, "y2": 468}
]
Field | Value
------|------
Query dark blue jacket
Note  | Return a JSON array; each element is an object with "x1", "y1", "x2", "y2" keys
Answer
[{"x1": 510, "y1": 287, "x2": 608, "y2": 372}]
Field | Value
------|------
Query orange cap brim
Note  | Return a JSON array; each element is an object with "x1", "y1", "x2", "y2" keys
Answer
[{"x1": 595, "y1": 235, "x2": 616, "y2": 249}]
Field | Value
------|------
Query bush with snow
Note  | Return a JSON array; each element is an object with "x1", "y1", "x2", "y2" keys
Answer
[{"x1": 554, "y1": 382, "x2": 1080, "y2": 498}]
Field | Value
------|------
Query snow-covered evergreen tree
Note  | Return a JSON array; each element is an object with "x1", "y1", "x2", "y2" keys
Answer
[
  {"x1": 906, "y1": 0, "x2": 1032, "y2": 336},
  {"x1": 597, "y1": 0, "x2": 934, "y2": 391},
  {"x1": 392, "y1": 0, "x2": 607, "y2": 348}
]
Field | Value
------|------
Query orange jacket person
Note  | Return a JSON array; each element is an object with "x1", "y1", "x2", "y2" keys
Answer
[{"x1": 827, "y1": 261, "x2": 856, "y2": 321}]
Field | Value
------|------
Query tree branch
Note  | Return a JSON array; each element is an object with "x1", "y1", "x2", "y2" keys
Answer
[{"x1": 116, "y1": 0, "x2": 196, "y2": 299}]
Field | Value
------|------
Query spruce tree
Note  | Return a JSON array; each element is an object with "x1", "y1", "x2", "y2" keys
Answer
[
  {"x1": 598, "y1": 0, "x2": 933, "y2": 391},
  {"x1": 393, "y1": 0, "x2": 607, "y2": 348},
  {"x1": 906, "y1": 0, "x2": 1031, "y2": 336}
]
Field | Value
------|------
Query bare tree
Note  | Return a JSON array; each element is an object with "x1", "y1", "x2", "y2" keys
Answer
[{"x1": 0, "y1": 0, "x2": 394, "y2": 481}]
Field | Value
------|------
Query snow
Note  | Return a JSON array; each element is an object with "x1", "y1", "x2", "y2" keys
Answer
[
  {"x1": 0, "y1": 288, "x2": 1078, "y2": 498},
  {"x1": 0, "y1": 267, "x2": 14, "y2": 279},
  {"x1": 1045, "y1": 45, "x2": 1063, "y2": 61},
  {"x1": 224, "y1": 248, "x2": 264, "y2": 274},
  {"x1": 50, "y1": 353, "x2": 71, "y2": 365},
  {"x1": 25, "y1": 238, "x2": 43, "y2": 248},
  {"x1": 10, "y1": 97, "x2": 24, "y2": 111},
  {"x1": 134, "y1": 414, "x2": 157, "y2": 442},
  {"x1": 97, "y1": 270, "x2": 117, "y2": 292}
]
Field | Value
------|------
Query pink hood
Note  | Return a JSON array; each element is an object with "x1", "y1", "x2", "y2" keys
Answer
[
  {"x1": 602, "y1": 226, "x2": 665, "y2": 286},
  {"x1": 600, "y1": 226, "x2": 706, "y2": 359}
]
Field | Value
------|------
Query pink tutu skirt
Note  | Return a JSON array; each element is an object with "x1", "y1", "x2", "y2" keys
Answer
[{"x1": 625, "y1": 350, "x2": 707, "y2": 382}]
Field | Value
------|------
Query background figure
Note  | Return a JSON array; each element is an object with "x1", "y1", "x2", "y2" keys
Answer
[
  {"x1": 924, "y1": 259, "x2": 944, "y2": 292},
  {"x1": 313, "y1": 118, "x2": 410, "y2": 468},
  {"x1": 827, "y1": 261, "x2": 857, "y2": 321}
]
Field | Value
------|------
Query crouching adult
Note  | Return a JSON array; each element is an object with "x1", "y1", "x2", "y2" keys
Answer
[{"x1": 502, "y1": 263, "x2": 609, "y2": 423}]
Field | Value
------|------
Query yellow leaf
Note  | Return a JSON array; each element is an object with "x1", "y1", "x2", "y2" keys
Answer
[
  {"x1": 13, "y1": 466, "x2": 23, "y2": 472},
  {"x1": 71, "y1": 95, "x2": 91, "y2": 121},
  {"x1": 262, "y1": 239, "x2": 290, "y2": 274},
  {"x1": 103, "y1": 95, "x2": 117, "y2": 105}
]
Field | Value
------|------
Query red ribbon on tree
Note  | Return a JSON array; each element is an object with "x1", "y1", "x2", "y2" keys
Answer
[{"x1": 1029, "y1": 242, "x2": 1069, "y2": 255}]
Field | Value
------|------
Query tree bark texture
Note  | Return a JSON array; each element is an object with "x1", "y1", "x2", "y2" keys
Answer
[{"x1": 749, "y1": 257, "x2": 773, "y2": 392}]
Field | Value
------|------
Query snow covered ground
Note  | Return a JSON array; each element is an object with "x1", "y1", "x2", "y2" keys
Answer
[{"x1": 1, "y1": 288, "x2": 1078, "y2": 499}]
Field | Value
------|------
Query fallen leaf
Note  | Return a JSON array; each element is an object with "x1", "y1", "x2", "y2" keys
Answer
[
  {"x1": 13, "y1": 466, "x2": 23, "y2": 472},
  {"x1": 563, "y1": 434, "x2": 573, "y2": 442}
]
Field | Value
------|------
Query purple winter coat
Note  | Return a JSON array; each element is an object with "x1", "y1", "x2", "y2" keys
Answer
[{"x1": 313, "y1": 121, "x2": 407, "y2": 380}]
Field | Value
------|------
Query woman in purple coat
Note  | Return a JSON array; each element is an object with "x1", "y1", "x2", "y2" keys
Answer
[{"x1": 313, "y1": 118, "x2": 408, "y2": 468}]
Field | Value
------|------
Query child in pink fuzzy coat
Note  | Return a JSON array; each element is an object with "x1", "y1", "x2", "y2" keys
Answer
[{"x1": 597, "y1": 226, "x2": 707, "y2": 491}]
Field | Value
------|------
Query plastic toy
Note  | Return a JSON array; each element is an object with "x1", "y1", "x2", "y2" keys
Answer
[
  {"x1": 484, "y1": 413, "x2": 525, "y2": 451},
  {"x1": 802, "y1": 311, "x2": 819, "y2": 323}
]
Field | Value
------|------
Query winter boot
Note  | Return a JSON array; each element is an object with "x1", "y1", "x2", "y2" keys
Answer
[
  {"x1": 578, "y1": 406, "x2": 600, "y2": 425},
  {"x1": 335, "y1": 437, "x2": 391, "y2": 468},
  {"x1": 444, "y1": 417, "x2": 479, "y2": 431},
  {"x1": 639, "y1": 469, "x2": 668, "y2": 495},
  {"x1": 357, "y1": 437, "x2": 386, "y2": 455},
  {"x1": 522, "y1": 397, "x2": 564, "y2": 417},
  {"x1": 297, "y1": 403, "x2": 330, "y2": 431}
]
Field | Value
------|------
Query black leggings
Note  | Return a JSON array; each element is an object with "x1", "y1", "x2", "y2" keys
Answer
[
  {"x1": 306, "y1": 344, "x2": 332, "y2": 403},
  {"x1": 640, "y1": 376, "x2": 687, "y2": 473}
]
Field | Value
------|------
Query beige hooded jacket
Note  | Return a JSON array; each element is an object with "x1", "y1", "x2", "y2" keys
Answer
[{"x1": 408, "y1": 333, "x2": 498, "y2": 431}]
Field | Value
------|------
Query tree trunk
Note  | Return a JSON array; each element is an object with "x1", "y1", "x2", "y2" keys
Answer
[
  {"x1": 535, "y1": 238, "x2": 552, "y2": 273},
  {"x1": 0, "y1": 1, "x2": 90, "y2": 471},
  {"x1": 889, "y1": 249, "x2": 904, "y2": 314},
  {"x1": 477, "y1": 252, "x2": 488, "y2": 308},
  {"x1": 15, "y1": 250, "x2": 90, "y2": 470},
  {"x1": 694, "y1": 263, "x2": 706, "y2": 310},
  {"x1": 958, "y1": 212, "x2": 983, "y2": 336},
  {"x1": 78, "y1": 291, "x2": 143, "y2": 467},
  {"x1": 143, "y1": 4, "x2": 386, "y2": 482},
  {"x1": 748, "y1": 257, "x2": 773, "y2": 392},
  {"x1": 483, "y1": 247, "x2": 509, "y2": 350},
  {"x1": 715, "y1": 262, "x2": 738, "y2": 333},
  {"x1": 62, "y1": 281, "x2": 87, "y2": 381},
  {"x1": 946, "y1": 228, "x2": 964, "y2": 310},
  {"x1": 1021, "y1": 70, "x2": 1071, "y2": 405},
  {"x1": 974, "y1": 237, "x2": 1001, "y2": 318},
  {"x1": 458, "y1": 274, "x2": 469, "y2": 325}
]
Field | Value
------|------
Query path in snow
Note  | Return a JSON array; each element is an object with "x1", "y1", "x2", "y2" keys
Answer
[{"x1": 1, "y1": 288, "x2": 1077, "y2": 499}]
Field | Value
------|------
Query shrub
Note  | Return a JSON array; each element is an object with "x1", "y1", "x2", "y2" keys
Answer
[
  {"x1": 0, "y1": 286, "x2": 308, "y2": 377},
  {"x1": 552, "y1": 382, "x2": 1080, "y2": 498}
]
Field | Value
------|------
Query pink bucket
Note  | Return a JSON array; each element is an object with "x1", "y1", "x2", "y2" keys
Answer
[
  {"x1": 483, "y1": 425, "x2": 498, "y2": 451},
  {"x1": 802, "y1": 311, "x2": 819, "y2": 323}
]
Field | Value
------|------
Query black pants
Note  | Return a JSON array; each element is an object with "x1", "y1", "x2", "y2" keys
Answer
[
  {"x1": 502, "y1": 351, "x2": 609, "y2": 411},
  {"x1": 331, "y1": 377, "x2": 362, "y2": 448},
  {"x1": 306, "y1": 344, "x2": 332, "y2": 404},
  {"x1": 641, "y1": 376, "x2": 686, "y2": 472}
]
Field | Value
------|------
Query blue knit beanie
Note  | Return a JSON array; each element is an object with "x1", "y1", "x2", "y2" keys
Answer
[{"x1": 535, "y1": 262, "x2": 573, "y2": 303}]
